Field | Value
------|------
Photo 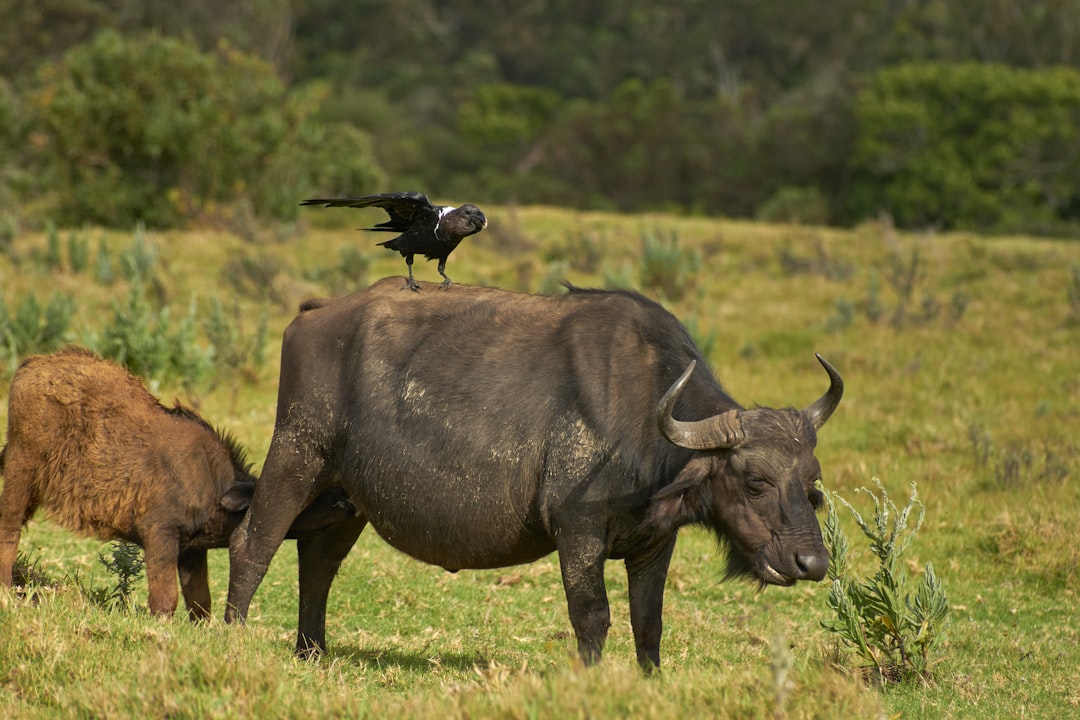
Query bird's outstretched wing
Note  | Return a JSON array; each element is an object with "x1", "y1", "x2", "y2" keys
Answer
[{"x1": 300, "y1": 191, "x2": 436, "y2": 232}]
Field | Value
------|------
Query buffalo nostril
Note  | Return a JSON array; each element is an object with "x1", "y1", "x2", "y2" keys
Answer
[{"x1": 795, "y1": 553, "x2": 829, "y2": 581}]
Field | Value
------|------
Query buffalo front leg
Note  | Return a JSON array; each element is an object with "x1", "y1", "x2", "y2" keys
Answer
[
  {"x1": 625, "y1": 537, "x2": 676, "y2": 671},
  {"x1": 178, "y1": 549, "x2": 211, "y2": 621},
  {"x1": 0, "y1": 465, "x2": 35, "y2": 587},
  {"x1": 225, "y1": 438, "x2": 325, "y2": 625},
  {"x1": 557, "y1": 534, "x2": 611, "y2": 665},
  {"x1": 295, "y1": 515, "x2": 367, "y2": 658},
  {"x1": 143, "y1": 528, "x2": 181, "y2": 617}
]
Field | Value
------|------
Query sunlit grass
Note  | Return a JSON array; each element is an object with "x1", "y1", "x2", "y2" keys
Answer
[{"x1": 1, "y1": 209, "x2": 1079, "y2": 717}]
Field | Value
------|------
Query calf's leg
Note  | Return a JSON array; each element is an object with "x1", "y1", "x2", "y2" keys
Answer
[
  {"x1": 178, "y1": 549, "x2": 211, "y2": 621},
  {"x1": 0, "y1": 455, "x2": 37, "y2": 587},
  {"x1": 142, "y1": 527, "x2": 181, "y2": 617},
  {"x1": 295, "y1": 515, "x2": 367, "y2": 658}
]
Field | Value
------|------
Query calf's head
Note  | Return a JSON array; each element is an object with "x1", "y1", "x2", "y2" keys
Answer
[{"x1": 650, "y1": 354, "x2": 843, "y2": 586}]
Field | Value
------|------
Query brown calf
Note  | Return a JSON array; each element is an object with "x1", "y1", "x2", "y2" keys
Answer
[{"x1": 0, "y1": 346, "x2": 352, "y2": 619}]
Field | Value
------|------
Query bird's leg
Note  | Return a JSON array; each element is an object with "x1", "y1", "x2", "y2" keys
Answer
[
  {"x1": 402, "y1": 255, "x2": 420, "y2": 292},
  {"x1": 437, "y1": 259, "x2": 452, "y2": 289}
]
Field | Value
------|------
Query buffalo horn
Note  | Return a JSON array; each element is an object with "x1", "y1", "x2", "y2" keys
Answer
[
  {"x1": 803, "y1": 353, "x2": 844, "y2": 430},
  {"x1": 656, "y1": 360, "x2": 745, "y2": 450}
]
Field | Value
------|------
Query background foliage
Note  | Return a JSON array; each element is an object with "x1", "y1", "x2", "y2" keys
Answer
[
  {"x1": 3, "y1": 1, "x2": 1080, "y2": 233},
  {"x1": 847, "y1": 63, "x2": 1080, "y2": 234},
  {"x1": 26, "y1": 31, "x2": 382, "y2": 228}
]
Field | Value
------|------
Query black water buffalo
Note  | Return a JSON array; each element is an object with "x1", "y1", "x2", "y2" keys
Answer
[{"x1": 226, "y1": 278, "x2": 843, "y2": 668}]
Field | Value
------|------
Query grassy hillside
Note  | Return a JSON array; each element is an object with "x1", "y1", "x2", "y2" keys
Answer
[{"x1": 1, "y1": 208, "x2": 1078, "y2": 718}]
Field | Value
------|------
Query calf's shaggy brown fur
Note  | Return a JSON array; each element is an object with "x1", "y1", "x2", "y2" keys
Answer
[{"x1": 0, "y1": 347, "x2": 303, "y2": 619}]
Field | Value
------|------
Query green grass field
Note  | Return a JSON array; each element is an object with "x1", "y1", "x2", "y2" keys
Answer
[{"x1": 1, "y1": 207, "x2": 1078, "y2": 718}]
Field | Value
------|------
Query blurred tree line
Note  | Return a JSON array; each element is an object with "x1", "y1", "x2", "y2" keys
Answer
[{"x1": 2, "y1": 0, "x2": 1080, "y2": 235}]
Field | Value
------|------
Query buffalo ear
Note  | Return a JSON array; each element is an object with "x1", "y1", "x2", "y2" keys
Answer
[
  {"x1": 647, "y1": 459, "x2": 711, "y2": 532},
  {"x1": 219, "y1": 481, "x2": 255, "y2": 513}
]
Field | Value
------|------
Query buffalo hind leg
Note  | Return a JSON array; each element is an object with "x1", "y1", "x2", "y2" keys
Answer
[
  {"x1": 178, "y1": 549, "x2": 211, "y2": 621},
  {"x1": 226, "y1": 441, "x2": 326, "y2": 625},
  {"x1": 0, "y1": 522, "x2": 20, "y2": 587},
  {"x1": 557, "y1": 534, "x2": 611, "y2": 665},
  {"x1": 625, "y1": 537, "x2": 676, "y2": 671},
  {"x1": 143, "y1": 527, "x2": 181, "y2": 617},
  {"x1": 295, "y1": 515, "x2": 367, "y2": 658}
]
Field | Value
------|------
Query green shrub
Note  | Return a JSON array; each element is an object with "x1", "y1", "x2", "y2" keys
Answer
[
  {"x1": 542, "y1": 230, "x2": 605, "y2": 274},
  {"x1": 202, "y1": 296, "x2": 269, "y2": 382},
  {"x1": 40, "y1": 293, "x2": 73, "y2": 350},
  {"x1": 638, "y1": 227, "x2": 701, "y2": 301},
  {"x1": 457, "y1": 83, "x2": 562, "y2": 156},
  {"x1": 44, "y1": 221, "x2": 62, "y2": 270},
  {"x1": 12, "y1": 549, "x2": 58, "y2": 589},
  {"x1": 119, "y1": 222, "x2": 158, "y2": 283},
  {"x1": 251, "y1": 114, "x2": 384, "y2": 221},
  {"x1": 538, "y1": 260, "x2": 570, "y2": 295},
  {"x1": 602, "y1": 261, "x2": 635, "y2": 290},
  {"x1": 303, "y1": 244, "x2": 371, "y2": 295},
  {"x1": 853, "y1": 246, "x2": 963, "y2": 331},
  {"x1": 0, "y1": 290, "x2": 75, "y2": 371},
  {"x1": 681, "y1": 316, "x2": 717, "y2": 363},
  {"x1": 968, "y1": 426, "x2": 1075, "y2": 491},
  {"x1": 81, "y1": 541, "x2": 146, "y2": 613},
  {"x1": 94, "y1": 235, "x2": 115, "y2": 285},
  {"x1": 98, "y1": 284, "x2": 209, "y2": 389},
  {"x1": 756, "y1": 186, "x2": 831, "y2": 225},
  {"x1": 0, "y1": 77, "x2": 24, "y2": 216},
  {"x1": 93, "y1": 225, "x2": 209, "y2": 385},
  {"x1": 777, "y1": 235, "x2": 854, "y2": 281},
  {"x1": 824, "y1": 298, "x2": 855, "y2": 333},
  {"x1": 222, "y1": 252, "x2": 290, "y2": 305},
  {"x1": 453, "y1": 82, "x2": 563, "y2": 203},
  {"x1": 848, "y1": 63, "x2": 1080, "y2": 234},
  {"x1": 1068, "y1": 265, "x2": 1080, "y2": 325},
  {"x1": 67, "y1": 227, "x2": 89, "y2": 273},
  {"x1": 0, "y1": 213, "x2": 16, "y2": 254},
  {"x1": 29, "y1": 31, "x2": 383, "y2": 228},
  {"x1": 821, "y1": 480, "x2": 950, "y2": 686}
]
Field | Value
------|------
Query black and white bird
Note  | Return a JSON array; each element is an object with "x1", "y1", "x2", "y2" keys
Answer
[{"x1": 301, "y1": 191, "x2": 488, "y2": 291}]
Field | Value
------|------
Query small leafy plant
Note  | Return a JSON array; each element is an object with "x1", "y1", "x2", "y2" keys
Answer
[
  {"x1": 639, "y1": 226, "x2": 701, "y2": 301},
  {"x1": 1067, "y1": 264, "x2": 1080, "y2": 325},
  {"x1": 820, "y1": 479, "x2": 949, "y2": 686},
  {"x1": 12, "y1": 549, "x2": 59, "y2": 589},
  {"x1": 67, "y1": 227, "x2": 90, "y2": 273},
  {"x1": 85, "y1": 541, "x2": 146, "y2": 612},
  {"x1": 98, "y1": 282, "x2": 209, "y2": 388},
  {"x1": 968, "y1": 424, "x2": 1074, "y2": 490},
  {"x1": 203, "y1": 296, "x2": 269, "y2": 384},
  {"x1": 94, "y1": 234, "x2": 115, "y2": 285},
  {"x1": 0, "y1": 290, "x2": 75, "y2": 373}
]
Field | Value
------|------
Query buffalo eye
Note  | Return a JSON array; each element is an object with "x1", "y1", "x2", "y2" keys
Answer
[
  {"x1": 808, "y1": 478, "x2": 825, "y2": 509},
  {"x1": 745, "y1": 473, "x2": 769, "y2": 499}
]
